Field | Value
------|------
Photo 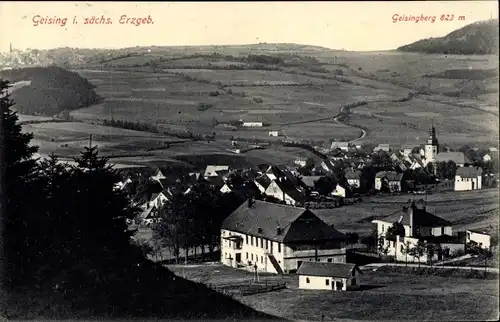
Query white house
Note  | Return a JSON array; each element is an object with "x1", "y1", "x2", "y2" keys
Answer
[
  {"x1": 331, "y1": 184, "x2": 347, "y2": 198},
  {"x1": 483, "y1": 154, "x2": 492, "y2": 162},
  {"x1": 489, "y1": 147, "x2": 498, "y2": 152},
  {"x1": 294, "y1": 158, "x2": 307, "y2": 167},
  {"x1": 220, "y1": 199, "x2": 347, "y2": 274},
  {"x1": 297, "y1": 262, "x2": 361, "y2": 291},
  {"x1": 113, "y1": 177, "x2": 132, "y2": 191},
  {"x1": 269, "y1": 131, "x2": 280, "y2": 137},
  {"x1": 466, "y1": 230, "x2": 491, "y2": 249},
  {"x1": 220, "y1": 183, "x2": 233, "y2": 194},
  {"x1": 454, "y1": 167, "x2": 482, "y2": 191},
  {"x1": 243, "y1": 122, "x2": 263, "y2": 127},
  {"x1": 371, "y1": 200, "x2": 464, "y2": 263},
  {"x1": 374, "y1": 171, "x2": 404, "y2": 192},
  {"x1": 204, "y1": 165, "x2": 230, "y2": 179},
  {"x1": 400, "y1": 145, "x2": 416, "y2": 157},
  {"x1": 373, "y1": 144, "x2": 390, "y2": 153},
  {"x1": 264, "y1": 179, "x2": 305, "y2": 206}
]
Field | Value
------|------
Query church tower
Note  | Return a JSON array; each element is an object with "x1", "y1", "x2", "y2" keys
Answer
[{"x1": 424, "y1": 126, "x2": 439, "y2": 163}]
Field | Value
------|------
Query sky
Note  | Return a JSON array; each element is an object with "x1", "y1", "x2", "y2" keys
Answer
[{"x1": 1, "y1": 1, "x2": 498, "y2": 52}]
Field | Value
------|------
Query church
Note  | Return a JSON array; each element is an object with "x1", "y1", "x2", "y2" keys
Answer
[{"x1": 423, "y1": 126, "x2": 468, "y2": 167}]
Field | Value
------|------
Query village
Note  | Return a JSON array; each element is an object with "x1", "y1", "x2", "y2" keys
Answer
[{"x1": 110, "y1": 124, "x2": 498, "y2": 307}]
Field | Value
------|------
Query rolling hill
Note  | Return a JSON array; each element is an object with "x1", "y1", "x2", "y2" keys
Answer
[
  {"x1": 0, "y1": 66, "x2": 102, "y2": 116},
  {"x1": 397, "y1": 19, "x2": 499, "y2": 55}
]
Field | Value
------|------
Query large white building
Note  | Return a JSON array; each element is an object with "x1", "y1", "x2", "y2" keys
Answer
[
  {"x1": 220, "y1": 200, "x2": 347, "y2": 274},
  {"x1": 454, "y1": 167, "x2": 482, "y2": 191}
]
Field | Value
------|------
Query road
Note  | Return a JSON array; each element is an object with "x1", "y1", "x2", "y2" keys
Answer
[{"x1": 361, "y1": 262, "x2": 499, "y2": 273}]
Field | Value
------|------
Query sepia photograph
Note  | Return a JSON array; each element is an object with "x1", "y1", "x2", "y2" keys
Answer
[{"x1": 0, "y1": 1, "x2": 499, "y2": 320}]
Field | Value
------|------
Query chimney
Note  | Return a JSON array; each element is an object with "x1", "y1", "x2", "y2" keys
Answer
[
  {"x1": 276, "y1": 226, "x2": 282, "y2": 235},
  {"x1": 247, "y1": 197, "x2": 254, "y2": 208},
  {"x1": 258, "y1": 227, "x2": 263, "y2": 234}
]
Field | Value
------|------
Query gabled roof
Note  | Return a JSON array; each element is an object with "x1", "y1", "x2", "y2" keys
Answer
[
  {"x1": 330, "y1": 142, "x2": 350, "y2": 149},
  {"x1": 221, "y1": 200, "x2": 345, "y2": 242},
  {"x1": 435, "y1": 152, "x2": 467, "y2": 165},
  {"x1": 300, "y1": 176, "x2": 322, "y2": 188},
  {"x1": 375, "y1": 171, "x2": 403, "y2": 181},
  {"x1": 378, "y1": 201, "x2": 452, "y2": 227},
  {"x1": 456, "y1": 166, "x2": 482, "y2": 178},
  {"x1": 204, "y1": 165, "x2": 230, "y2": 177},
  {"x1": 271, "y1": 179, "x2": 306, "y2": 202},
  {"x1": 297, "y1": 262, "x2": 358, "y2": 278},
  {"x1": 255, "y1": 175, "x2": 272, "y2": 189}
]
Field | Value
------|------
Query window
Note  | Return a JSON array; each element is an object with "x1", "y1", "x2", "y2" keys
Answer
[
  {"x1": 229, "y1": 241, "x2": 231, "y2": 247},
  {"x1": 261, "y1": 256, "x2": 263, "y2": 264},
  {"x1": 441, "y1": 227, "x2": 444, "y2": 235},
  {"x1": 278, "y1": 243, "x2": 281, "y2": 253},
  {"x1": 327, "y1": 258, "x2": 332, "y2": 263},
  {"x1": 246, "y1": 235, "x2": 248, "y2": 244},
  {"x1": 306, "y1": 277, "x2": 310, "y2": 283},
  {"x1": 265, "y1": 240, "x2": 268, "y2": 249},
  {"x1": 271, "y1": 242, "x2": 273, "y2": 253},
  {"x1": 251, "y1": 236, "x2": 254, "y2": 246},
  {"x1": 382, "y1": 224, "x2": 384, "y2": 232},
  {"x1": 325, "y1": 279, "x2": 330, "y2": 286},
  {"x1": 251, "y1": 254, "x2": 253, "y2": 261},
  {"x1": 401, "y1": 245, "x2": 404, "y2": 253},
  {"x1": 315, "y1": 258, "x2": 320, "y2": 262},
  {"x1": 352, "y1": 269, "x2": 356, "y2": 277},
  {"x1": 246, "y1": 252, "x2": 248, "y2": 259},
  {"x1": 256, "y1": 237, "x2": 259, "y2": 247},
  {"x1": 351, "y1": 278, "x2": 356, "y2": 286},
  {"x1": 261, "y1": 238, "x2": 263, "y2": 248}
]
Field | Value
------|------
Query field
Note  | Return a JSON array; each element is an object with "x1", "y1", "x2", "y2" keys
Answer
[
  {"x1": 166, "y1": 262, "x2": 498, "y2": 321},
  {"x1": 313, "y1": 189, "x2": 499, "y2": 237}
]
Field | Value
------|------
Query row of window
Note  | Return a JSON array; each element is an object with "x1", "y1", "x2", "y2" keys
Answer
[{"x1": 245, "y1": 235, "x2": 281, "y2": 253}]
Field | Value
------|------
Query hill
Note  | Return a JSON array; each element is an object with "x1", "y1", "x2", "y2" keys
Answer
[
  {"x1": 397, "y1": 19, "x2": 499, "y2": 55},
  {"x1": 0, "y1": 66, "x2": 102, "y2": 116}
]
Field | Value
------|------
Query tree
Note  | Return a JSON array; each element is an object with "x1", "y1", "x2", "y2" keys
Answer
[
  {"x1": 386, "y1": 222, "x2": 406, "y2": 241},
  {"x1": 314, "y1": 175, "x2": 337, "y2": 196},
  {"x1": 466, "y1": 241, "x2": 493, "y2": 277},
  {"x1": 360, "y1": 235, "x2": 376, "y2": 251},
  {"x1": 377, "y1": 236, "x2": 389, "y2": 256},
  {"x1": 408, "y1": 240, "x2": 426, "y2": 267},
  {"x1": 401, "y1": 240, "x2": 412, "y2": 266},
  {"x1": 426, "y1": 244, "x2": 437, "y2": 266}
]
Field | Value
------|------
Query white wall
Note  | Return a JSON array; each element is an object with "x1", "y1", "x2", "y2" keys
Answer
[
  {"x1": 298, "y1": 274, "x2": 359, "y2": 291},
  {"x1": 374, "y1": 178, "x2": 382, "y2": 190},
  {"x1": 455, "y1": 175, "x2": 482, "y2": 191},
  {"x1": 265, "y1": 181, "x2": 298, "y2": 205},
  {"x1": 467, "y1": 231, "x2": 491, "y2": 249},
  {"x1": 347, "y1": 178, "x2": 360, "y2": 188}
]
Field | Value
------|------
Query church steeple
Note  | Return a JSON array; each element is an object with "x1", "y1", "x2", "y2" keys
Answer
[{"x1": 424, "y1": 123, "x2": 439, "y2": 163}]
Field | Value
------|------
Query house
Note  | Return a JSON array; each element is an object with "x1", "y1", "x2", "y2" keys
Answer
[
  {"x1": 148, "y1": 191, "x2": 169, "y2": 209},
  {"x1": 327, "y1": 148, "x2": 346, "y2": 161},
  {"x1": 373, "y1": 144, "x2": 390, "y2": 153},
  {"x1": 269, "y1": 130, "x2": 280, "y2": 137},
  {"x1": 320, "y1": 160, "x2": 337, "y2": 173},
  {"x1": 345, "y1": 170, "x2": 361, "y2": 188},
  {"x1": 331, "y1": 184, "x2": 350, "y2": 198},
  {"x1": 204, "y1": 165, "x2": 231, "y2": 179},
  {"x1": 454, "y1": 167, "x2": 482, "y2": 191},
  {"x1": 254, "y1": 175, "x2": 272, "y2": 194},
  {"x1": 489, "y1": 147, "x2": 498, "y2": 152},
  {"x1": 242, "y1": 122, "x2": 263, "y2": 127},
  {"x1": 113, "y1": 177, "x2": 132, "y2": 191},
  {"x1": 297, "y1": 262, "x2": 362, "y2": 291},
  {"x1": 330, "y1": 141, "x2": 350, "y2": 152},
  {"x1": 371, "y1": 200, "x2": 463, "y2": 262},
  {"x1": 139, "y1": 206, "x2": 160, "y2": 227},
  {"x1": 435, "y1": 152, "x2": 468, "y2": 167},
  {"x1": 220, "y1": 199, "x2": 347, "y2": 274},
  {"x1": 265, "y1": 165, "x2": 299, "y2": 185},
  {"x1": 294, "y1": 158, "x2": 307, "y2": 167},
  {"x1": 465, "y1": 229, "x2": 491, "y2": 249},
  {"x1": 483, "y1": 154, "x2": 492, "y2": 162},
  {"x1": 220, "y1": 183, "x2": 233, "y2": 194},
  {"x1": 400, "y1": 145, "x2": 416, "y2": 157},
  {"x1": 374, "y1": 171, "x2": 404, "y2": 192},
  {"x1": 265, "y1": 179, "x2": 306, "y2": 206}
]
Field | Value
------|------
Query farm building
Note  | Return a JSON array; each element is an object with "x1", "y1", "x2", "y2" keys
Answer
[
  {"x1": 268, "y1": 130, "x2": 281, "y2": 137},
  {"x1": 297, "y1": 262, "x2": 361, "y2": 291},
  {"x1": 294, "y1": 158, "x2": 307, "y2": 167},
  {"x1": 254, "y1": 175, "x2": 272, "y2": 194},
  {"x1": 300, "y1": 176, "x2": 322, "y2": 189},
  {"x1": 374, "y1": 171, "x2": 404, "y2": 192},
  {"x1": 331, "y1": 184, "x2": 349, "y2": 198},
  {"x1": 220, "y1": 199, "x2": 346, "y2": 274},
  {"x1": 345, "y1": 170, "x2": 361, "y2": 188},
  {"x1": 465, "y1": 229, "x2": 491, "y2": 249},
  {"x1": 243, "y1": 122, "x2": 264, "y2": 127},
  {"x1": 454, "y1": 167, "x2": 482, "y2": 191}
]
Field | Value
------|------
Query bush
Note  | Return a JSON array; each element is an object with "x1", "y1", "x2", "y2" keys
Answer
[
  {"x1": 252, "y1": 97, "x2": 264, "y2": 103},
  {"x1": 209, "y1": 91, "x2": 219, "y2": 97}
]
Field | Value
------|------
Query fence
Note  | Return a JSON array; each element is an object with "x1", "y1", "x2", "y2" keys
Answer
[{"x1": 207, "y1": 281, "x2": 287, "y2": 297}]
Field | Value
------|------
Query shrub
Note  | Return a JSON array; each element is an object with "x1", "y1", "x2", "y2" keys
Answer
[
  {"x1": 209, "y1": 91, "x2": 219, "y2": 97},
  {"x1": 252, "y1": 97, "x2": 264, "y2": 104}
]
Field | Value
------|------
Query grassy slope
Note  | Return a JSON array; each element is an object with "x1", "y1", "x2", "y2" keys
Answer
[
  {"x1": 2, "y1": 257, "x2": 280, "y2": 320},
  {"x1": 397, "y1": 19, "x2": 499, "y2": 55}
]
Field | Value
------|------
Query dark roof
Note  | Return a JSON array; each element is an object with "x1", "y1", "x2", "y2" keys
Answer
[
  {"x1": 300, "y1": 176, "x2": 322, "y2": 188},
  {"x1": 297, "y1": 262, "x2": 358, "y2": 278},
  {"x1": 255, "y1": 175, "x2": 272, "y2": 189},
  {"x1": 273, "y1": 179, "x2": 306, "y2": 202},
  {"x1": 345, "y1": 170, "x2": 361, "y2": 180},
  {"x1": 456, "y1": 166, "x2": 483, "y2": 178},
  {"x1": 221, "y1": 200, "x2": 345, "y2": 243},
  {"x1": 381, "y1": 201, "x2": 452, "y2": 227},
  {"x1": 375, "y1": 171, "x2": 403, "y2": 181}
]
